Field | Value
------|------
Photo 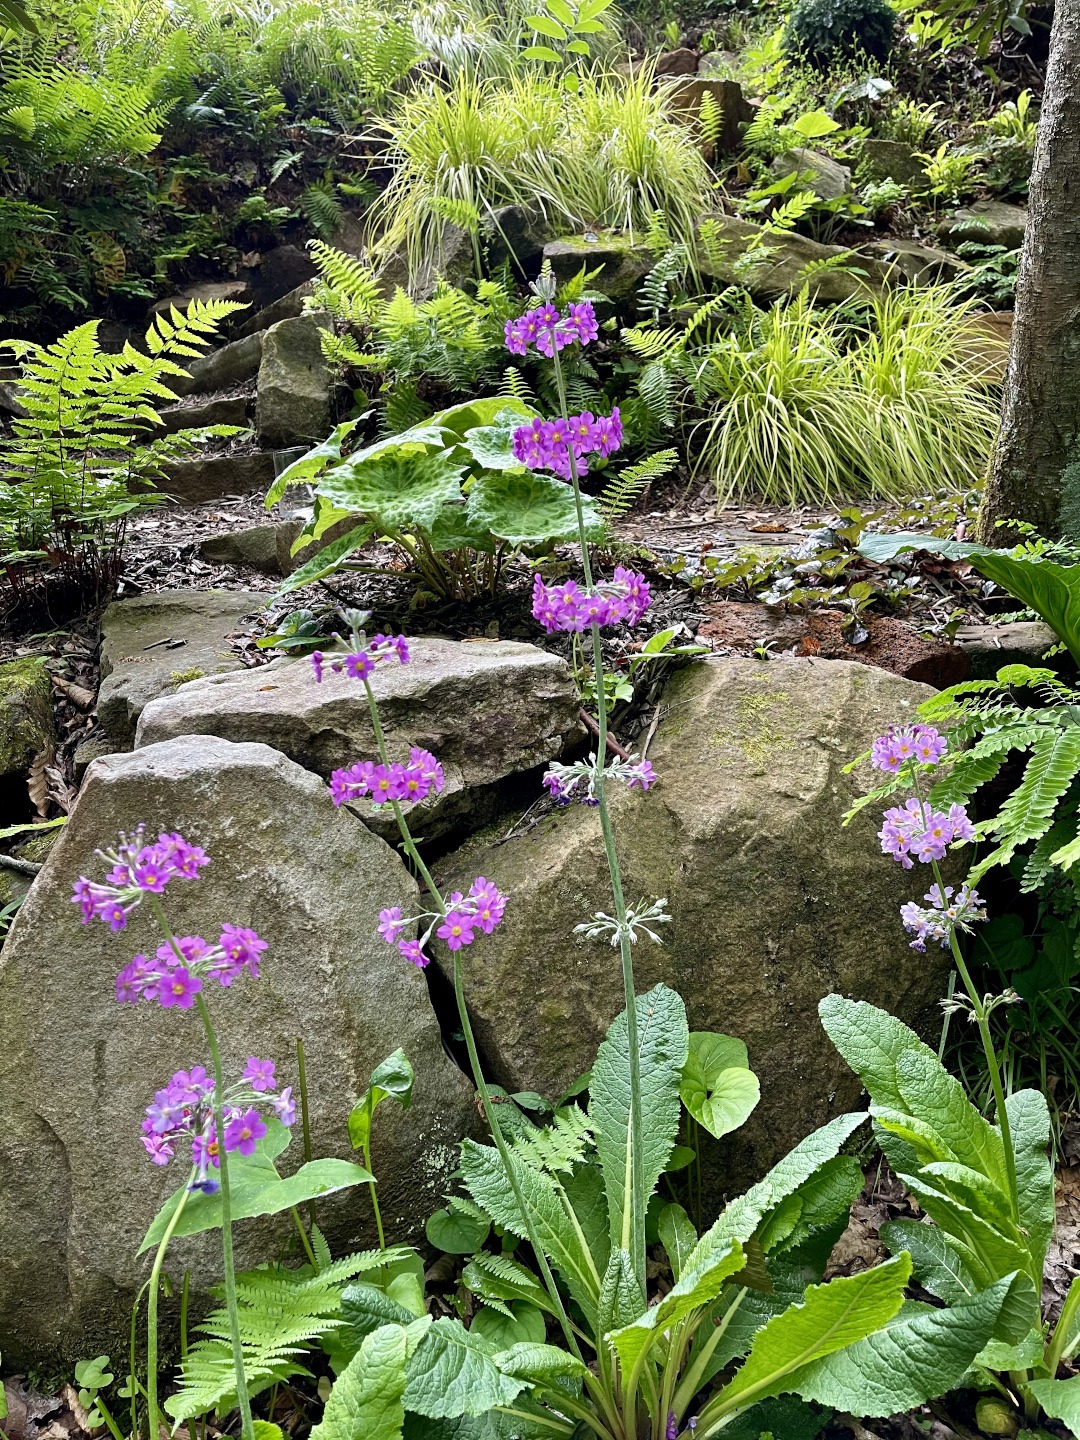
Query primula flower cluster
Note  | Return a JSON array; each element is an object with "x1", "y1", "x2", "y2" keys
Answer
[
  {"x1": 543, "y1": 753, "x2": 655, "y2": 806},
  {"x1": 511, "y1": 407, "x2": 622, "y2": 480},
  {"x1": 871, "y1": 723, "x2": 949, "y2": 773},
  {"x1": 330, "y1": 747, "x2": 444, "y2": 809},
  {"x1": 312, "y1": 630, "x2": 409, "y2": 684},
  {"x1": 142, "y1": 1058, "x2": 295, "y2": 1190},
  {"x1": 72, "y1": 827, "x2": 209, "y2": 931},
  {"x1": 378, "y1": 877, "x2": 508, "y2": 968},
  {"x1": 532, "y1": 568, "x2": 650, "y2": 634},
  {"x1": 900, "y1": 884, "x2": 987, "y2": 952},
  {"x1": 115, "y1": 925, "x2": 267, "y2": 1008},
  {"x1": 879, "y1": 797, "x2": 976, "y2": 868},
  {"x1": 504, "y1": 301, "x2": 598, "y2": 358}
]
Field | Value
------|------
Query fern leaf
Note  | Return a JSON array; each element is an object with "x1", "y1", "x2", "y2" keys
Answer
[
  {"x1": 993, "y1": 727, "x2": 1080, "y2": 850},
  {"x1": 598, "y1": 448, "x2": 679, "y2": 518}
]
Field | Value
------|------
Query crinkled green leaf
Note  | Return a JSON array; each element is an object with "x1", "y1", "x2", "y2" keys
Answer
[
  {"x1": 758, "y1": 1156, "x2": 864, "y2": 1258},
  {"x1": 597, "y1": 1247, "x2": 641, "y2": 1339},
  {"x1": 658, "y1": 1203, "x2": 698, "y2": 1282},
  {"x1": 856, "y1": 532, "x2": 990, "y2": 565},
  {"x1": 899, "y1": 1172, "x2": 1036, "y2": 1303},
  {"x1": 430, "y1": 396, "x2": 533, "y2": 447},
  {"x1": 717, "y1": 1255, "x2": 911, "y2": 1412},
  {"x1": 266, "y1": 420, "x2": 355, "y2": 505},
  {"x1": 404, "y1": 1318, "x2": 526, "y2": 1419},
  {"x1": 590, "y1": 984, "x2": 689, "y2": 1255},
  {"x1": 974, "y1": 1324, "x2": 1044, "y2": 1371},
  {"x1": 1028, "y1": 1374, "x2": 1080, "y2": 1429},
  {"x1": 470, "y1": 1302, "x2": 545, "y2": 1351},
  {"x1": 274, "y1": 524, "x2": 372, "y2": 598},
  {"x1": 878, "y1": 1218, "x2": 980, "y2": 1303},
  {"x1": 1005, "y1": 1088, "x2": 1054, "y2": 1274},
  {"x1": 790, "y1": 1278, "x2": 1015, "y2": 1417},
  {"x1": 493, "y1": 1341, "x2": 587, "y2": 1382},
  {"x1": 894, "y1": 1048, "x2": 1009, "y2": 1194},
  {"x1": 466, "y1": 469, "x2": 604, "y2": 547},
  {"x1": 462, "y1": 407, "x2": 534, "y2": 472},
  {"x1": 427, "y1": 504, "x2": 497, "y2": 554},
  {"x1": 318, "y1": 450, "x2": 465, "y2": 532},
  {"x1": 680, "y1": 1032, "x2": 760, "y2": 1142},
  {"x1": 310, "y1": 1325, "x2": 407, "y2": 1440},
  {"x1": 609, "y1": 1237, "x2": 744, "y2": 1372}
]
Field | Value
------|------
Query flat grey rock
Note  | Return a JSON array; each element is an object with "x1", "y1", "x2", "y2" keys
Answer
[
  {"x1": 158, "y1": 450, "x2": 277, "y2": 505},
  {"x1": 135, "y1": 638, "x2": 581, "y2": 843},
  {"x1": 154, "y1": 395, "x2": 251, "y2": 436},
  {"x1": 943, "y1": 199, "x2": 1027, "y2": 250},
  {"x1": 98, "y1": 590, "x2": 264, "y2": 743},
  {"x1": 771, "y1": 147, "x2": 852, "y2": 201},
  {"x1": 955, "y1": 621, "x2": 1062, "y2": 678},
  {"x1": 200, "y1": 523, "x2": 283, "y2": 573},
  {"x1": 169, "y1": 333, "x2": 263, "y2": 399},
  {"x1": 0, "y1": 736, "x2": 472, "y2": 1366}
]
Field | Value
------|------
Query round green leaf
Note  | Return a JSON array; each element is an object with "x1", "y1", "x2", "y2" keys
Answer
[
  {"x1": 680, "y1": 1031, "x2": 760, "y2": 1141},
  {"x1": 317, "y1": 450, "x2": 465, "y2": 533},
  {"x1": 466, "y1": 469, "x2": 604, "y2": 547},
  {"x1": 426, "y1": 1207, "x2": 491, "y2": 1254},
  {"x1": 470, "y1": 1301, "x2": 546, "y2": 1349}
]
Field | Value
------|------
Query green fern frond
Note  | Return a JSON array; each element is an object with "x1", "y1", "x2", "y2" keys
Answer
[
  {"x1": 598, "y1": 448, "x2": 679, "y2": 518},
  {"x1": 992, "y1": 728, "x2": 1080, "y2": 850},
  {"x1": 510, "y1": 1107, "x2": 592, "y2": 1177},
  {"x1": 300, "y1": 183, "x2": 344, "y2": 242},
  {"x1": 499, "y1": 367, "x2": 537, "y2": 404},
  {"x1": 383, "y1": 383, "x2": 432, "y2": 434}
]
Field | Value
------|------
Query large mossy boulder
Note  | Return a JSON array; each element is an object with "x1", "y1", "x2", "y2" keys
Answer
[
  {"x1": 694, "y1": 214, "x2": 892, "y2": 302},
  {"x1": 434, "y1": 657, "x2": 951, "y2": 1202},
  {"x1": 255, "y1": 312, "x2": 332, "y2": 449},
  {"x1": 0, "y1": 736, "x2": 474, "y2": 1368},
  {"x1": 0, "y1": 656, "x2": 55, "y2": 804}
]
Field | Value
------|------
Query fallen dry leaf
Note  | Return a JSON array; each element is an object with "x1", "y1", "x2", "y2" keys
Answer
[{"x1": 28, "y1": 747, "x2": 54, "y2": 821}]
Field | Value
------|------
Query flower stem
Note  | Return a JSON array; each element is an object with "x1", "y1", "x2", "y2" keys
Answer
[
  {"x1": 550, "y1": 341, "x2": 646, "y2": 1300},
  {"x1": 146, "y1": 1180, "x2": 192, "y2": 1440},
  {"x1": 362, "y1": 1090, "x2": 386, "y2": 1251},
  {"x1": 359, "y1": 677, "x2": 585, "y2": 1363},
  {"x1": 296, "y1": 1038, "x2": 317, "y2": 1232}
]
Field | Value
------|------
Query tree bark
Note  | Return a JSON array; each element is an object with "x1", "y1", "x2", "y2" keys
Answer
[{"x1": 977, "y1": 0, "x2": 1080, "y2": 545}]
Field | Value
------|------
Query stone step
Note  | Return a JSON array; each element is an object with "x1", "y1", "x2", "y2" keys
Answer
[
  {"x1": 168, "y1": 332, "x2": 263, "y2": 399},
  {"x1": 154, "y1": 395, "x2": 251, "y2": 435},
  {"x1": 156, "y1": 447, "x2": 305, "y2": 505},
  {"x1": 235, "y1": 280, "x2": 314, "y2": 339}
]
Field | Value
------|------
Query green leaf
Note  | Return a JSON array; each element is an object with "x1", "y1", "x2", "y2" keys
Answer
[
  {"x1": 789, "y1": 1275, "x2": 1017, "y2": 1418},
  {"x1": 898, "y1": 1172, "x2": 1036, "y2": 1302},
  {"x1": 493, "y1": 1341, "x2": 587, "y2": 1382},
  {"x1": 665, "y1": 1145, "x2": 695, "y2": 1173},
  {"x1": 758, "y1": 1156, "x2": 864, "y2": 1258},
  {"x1": 790, "y1": 110, "x2": 841, "y2": 138},
  {"x1": 274, "y1": 524, "x2": 373, "y2": 598},
  {"x1": 430, "y1": 396, "x2": 533, "y2": 447},
  {"x1": 470, "y1": 1302, "x2": 546, "y2": 1350},
  {"x1": 525, "y1": 14, "x2": 566, "y2": 37},
  {"x1": 609, "y1": 1238, "x2": 745, "y2": 1372},
  {"x1": 461, "y1": 1254, "x2": 558, "y2": 1319},
  {"x1": 680, "y1": 1032, "x2": 760, "y2": 1141},
  {"x1": 578, "y1": 0, "x2": 613, "y2": 18},
  {"x1": 404, "y1": 1319, "x2": 526, "y2": 1419},
  {"x1": 658, "y1": 1203, "x2": 698, "y2": 1281},
  {"x1": 0, "y1": 816, "x2": 66, "y2": 840},
  {"x1": 462, "y1": 408, "x2": 534, "y2": 472},
  {"x1": 349, "y1": 1051, "x2": 415, "y2": 1154},
  {"x1": 878, "y1": 1218, "x2": 979, "y2": 1305},
  {"x1": 318, "y1": 451, "x2": 465, "y2": 533},
  {"x1": 717, "y1": 1255, "x2": 912, "y2": 1412},
  {"x1": 522, "y1": 44, "x2": 562, "y2": 61},
  {"x1": 466, "y1": 469, "x2": 603, "y2": 548},
  {"x1": 597, "y1": 1247, "x2": 641, "y2": 1338},
  {"x1": 546, "y1": 0, "x2": 575, "y2": 22},
  {"x1": 717, "y1": 1396, "x2": 824, "y2": 1440},
  {"x1": 566, "y1": 39, "x2": 591, "y2": 52},
  {"x1": 969, "y1": 553, "x2": 1080, "y2": 665},
  {"x1": 856, "y1": 532, "x2": 990, "y2": 565},
  {"x1": 140, "y1": 1120, "x2": 372, "y2": 1252},
  {"x1": 310, "y1": 1325, "x2": 407, "y2": 1440},
  {"x1": 973, "y1": 1325, "x2": 1043, "y2": 1371},
  {"x1": 590, "y1": 984, "x2": 689, "y2": 1253},
  {"x1": 337, "y1": 1284, "x2": 419, "y2": 1365},
  {"x1": 460, "y1": 1142, "x2": 604, "y2": 1332},
  {"x1": 1027, "y1": 1376, "x2": 1080, "y2": 1430},
  {"x1": 425, "y1": 1208, "x2": 491, "y2": 1255},
  {"x1": 427, "y1": 505, "x2": 497, "y2": 555},
  {"x1": 266, "y1": 421, "x2": 354, "y2": 506}
]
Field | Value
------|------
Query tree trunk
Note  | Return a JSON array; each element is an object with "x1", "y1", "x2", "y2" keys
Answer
[{"x1": 977, "y1": 0, "x2": 1080, "y2": 545}]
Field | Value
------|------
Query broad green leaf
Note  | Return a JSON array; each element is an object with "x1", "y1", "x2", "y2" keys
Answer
[
  {"x1": 462, "y1": 408, "x2": 534, "y2": 472},
  {"x1": 918, "y1": 1161, "x2": 1019, "y2": 1235},
  {"x1": 318, "y1": 451, "x2": 465, "y2": 533},
  {"x1": 1005, "y1": 1088, "x2": 1055, "y2": 1274},
  {"x1": 973, "y1": 1325, "x2": 1043, "y2": 1371},
  {"x1": 266, "y1": 420, "x2": 354, "y2": 505},
  {"x1": 466, "y1": 469, "x2": 604, "y2": 548},
  {"x1": 818, "y1": 995, "x2": 930, "y2": 1111},
  {"x1": 427, "y1": 505, "x2": 497, "y2": 554},
  {"x1": 565, "y1": 38, "x2": 590, "y2": 51},
  {"x1": 563, "y1": 1161, "x2": 611, "y2": 1283},
  {"x1": 878, "y1": 1218, "x2": 980, "y2": 1303},
  {"x1": 460, "y1": 1142, "x2": 604, "y2": 1332},
  {"x1": 1027, "y1": 1376, "x2": 1080, "y2": 1431},
  {"x1": 274, "y1": 524, "x2": 372, "y2": 598},
  {"x1": 526, "y1": 13, "x2": 566, "y2": 37},
  {"x1": 425, "y1": 1207, "x2": 490, "y2": 1254},
  {"x1": 139, "y1": 1119, "x2": 372, "y2": 1251},
  {"x1": 310, "y1": 1325, "x2": 407, "y2": 1440},
  {"x1": 680, "y1": 1032, "x2": 760, "y2": 1141},
  {"x1": 590, "y1": 984, "x2": 689, "y2": 1254},
  {"x1": 349, "y1": 1050, "x2": 415, "y2": 1153},
  {"x1": 493, "y1": 1341, "x2": 587, "y2": 1382},
  {"x1": 609, "y1": 1238, "x2": 745, "y2": 1372},
  {"x1": 790, "y1": 110, "x2": 840, "y2": 137},
  {"x1": 666, "y1": 1145, "x2": 696, "y2": 1172},
  {"x1": 546, "y1": 0, "x2": 574, "y2": 22},
  {"x1": 658, "y1": 1203, "x2": 698, "y2": 1281},
  {"x1": 855, "y1": 532, "x2": 990, "y2": 565},
  {"x1": 899, "y1": 1173, "x2": 1036, "y2": 1301},
  {"x1": 337, "y1": 1284, "x2": 418, "y2": 1364},
  {"x1": 718, "y1": 1395, "x2": 825, "y2": 1440},
  {"x1": 401, "y1": 1402, "x2": 558, "y2": 1438},
  {"x1": 404, "y1": 1318, "x2": 526, "y2": 1418},
  {"x1": 717, "y1": 1255, "x2": 911, "y2": 1412},
  {"x1": 430, "y1": 396, "x2": 533, "y2": 446},
  {"x1": 758, "y1": 1156, "x2": 863, "y2": 1258},
  {"x1": 0, "y1": 816, "x2": 66, "y2": 840},
  {"x1": 894, "y1": 1047, "x2": 1008, "y2": 1190},
  {"x1": 578, "y1": 0, "x2": 614, "y2": 19},
  {"x1": 470, "y1": 1302, "x2": 545, "y2": 1351},
  {"x1": 969, "y1": 553, "x2": 1080, "y2": 665},
  {"x1": 789, "y1": 1276, "x2": 1016, "y2": 1418},
  {"x1": 597, "y1": 1248, "x2": 641, "y2": 1339}
]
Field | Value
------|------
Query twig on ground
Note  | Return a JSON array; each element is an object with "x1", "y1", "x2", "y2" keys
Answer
[
  {"x1": 0, "y1": 854, "x2": 42, "y2": 876},
  {"x1": 579, "y1": 707, "x2": 631, "y2": 760}
]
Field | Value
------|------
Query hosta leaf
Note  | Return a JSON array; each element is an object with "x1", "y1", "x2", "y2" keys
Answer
[
  {"x1": 680, "y1": 1032, "x2": 760, "y2": 1141},
  {"x1": 317, "y1": 450, "x2": 465, "y2": 532},
  {"x1": 466, "y1": 469, "x2": 604, "y2": 547},
  {"x1": 788, "y1": 1276, "x2": 1016, "y2": 1418},
  {"x1": 590, "y1": 984, "x2": 688, "y2": 1254},
  {"x1": 717, "y1": 1255, "x2": 911, "y2": 1412},
  {"x1": 310, "y1": 1325, "x2": 407, "y2": 1440},
  {"x1": 427, "y1": 504, "x2": 497, "y2": 554},
  {"x1": 404, "y1": 1318, "x2": 526, "y2": 1418},
  {"x1": 969, "y1": 553, "x2": 1080, "y2": 666},
  {"x1": 275, "y1": 524, "x2": 372, "y2": 598}
]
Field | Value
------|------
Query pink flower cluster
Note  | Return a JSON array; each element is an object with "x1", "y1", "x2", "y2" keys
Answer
[
  {"x1": 312, "y1": 632, "x2": 409, "y2": 684},
  {"x1": 511, "y1": 407, "x2": 622, "y2": 480},
  {"x1": 73, "y1": 827, "x2": 209, "y2": 931},
  {"x1": 543, "y1": 756, "x2": 656, "y2": 805},
  {"x1": 378, "y1": 877, "x2": 508, "y2": 968},
  {"x1": 871, "y1": 724, "x2": 948, "y2": 774},
  {"x1": 330, "y1": 747, "x2": 444, "y2": 809},
  {"x1": 115, "y1": 925, "x2": 267, "y2": 1009},
  {"x1": 532, "y1": 568, "x2": 650, "y2": 634},
  {"x1": 142, "y1": 1059, "x2": 294, "y2": 1189},
  {"x1": 900, "y1": 884, "x2": 987, "y2": 952},
  {"x1": 504, "y1": 301, "x2": 598, "y2": 358},
  {"x1": 879, "y1": 797, "x2": 976, "y2": 869}
]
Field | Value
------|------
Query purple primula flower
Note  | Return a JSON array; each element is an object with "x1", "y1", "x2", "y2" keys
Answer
[
  {"x1": 398, "y1": 937, "x2": 428, "y2": 968},
  {"x1": 143, "y1": 1135, "x2": 174, "y2": 1165},
  {"x1": 312, "y1": 650, "x2": 325, "y2": 682},
  {"x1": 901, "y1": 883, "x2": 987, "y2": 951},
  {"x1": 563, "y1": 301, "x2": 599, "y2": 346},
  {"x1": 667, "y1": 1414, "x2": 679, "y2": 1440},
  {"x1": 243, "y1": 1057, "x2": 276, "y2": 1092},
  {"x1": 157, "y1": 966, "x2": 202, "y2": 1010},
  {"x1": 344, "y1": 651, "x2": 375, "y2": 681},
  {"x1": 311, "y1": 628, "x2": 410, "y2": 686},
  {"x1": 378, "y1": 906, "x2": 407, "y2": 944},
  {"x1": 437, "y1": 910, "x2": 475, "y2": 951},
  {"x1": 328, "y1": 751, "x2": 444, "y2": 810},
  {"x1": 157, "y1": 936, "x2": 211, "y2": 967},
  {"x1": 218, "y1": 924, "x2": 267, "y2": 978},
  {"x1": 531, "y1": 567, "x2": 651, "y2": 635},
  {"x1": 72, "y1": 827, "x2": 209, "y2": 929},
  {"x1": 272, "y1": 1086, "x2": 297, "y2": 1125},
  {"x1": 224, "y1": 1108, "x2": 266, "y2": 1157},
  {"x1": 871, "y1": 724, "x2": 947, "y2": 774},
  {"x1": 469, "y1": 876, "x2": 506, "y2": 934},
  {"x1": 626, "y1": 760, "x2": 656, "y2": 791},
  {"x1": 593, "y1": 406, "x2": 622, "y2": 457}
]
